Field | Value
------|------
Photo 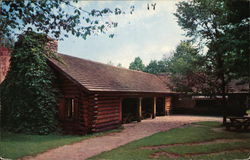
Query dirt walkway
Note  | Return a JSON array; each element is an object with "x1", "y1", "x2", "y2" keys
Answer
[{"x1": 22, "y1": 116, "x2": 220, "y2": 160}]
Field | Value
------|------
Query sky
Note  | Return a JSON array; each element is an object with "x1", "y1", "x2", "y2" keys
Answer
[{"x1": 58, "y1": 0, "x2": 186, "y2": 68}]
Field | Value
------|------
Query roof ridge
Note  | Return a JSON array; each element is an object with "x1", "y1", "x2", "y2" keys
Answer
[{"x1": 57, "y1": 53, "x2": 157, "y2": 76}]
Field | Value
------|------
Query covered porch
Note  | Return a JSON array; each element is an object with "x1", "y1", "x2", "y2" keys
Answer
[{"x1": 121, "y1": 96, "x2": 172, "y2": 123}]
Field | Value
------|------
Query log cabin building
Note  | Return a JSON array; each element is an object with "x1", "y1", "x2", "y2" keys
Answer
[
  {"x1": 2, "y1": 39, "x2": 247, "y2": 135},
  {"x1": 0, "y1": 42, "x2": 174, "y2": 135},
  {"x1": 48, "y1": 53, "x2": 175, "y2": 134}
]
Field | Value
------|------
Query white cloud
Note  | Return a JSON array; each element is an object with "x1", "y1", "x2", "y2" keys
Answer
[
  {"x1": 101, "y1": 0, "x2": 180, "y2": 37},
  {"x1": 59, "y1": 1, "x2": 186, "y2": 69},
  {"x1": 96, "y1": 42, "x2": 174, "y2": 68},
  {"x1": 107, "y1": 3, "x2": 159, "y2": 28}
]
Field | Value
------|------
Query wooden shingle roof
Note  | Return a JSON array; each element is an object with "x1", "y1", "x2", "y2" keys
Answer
[{"x1": 49, "y1": 54, "x2": 172, "y2": 93}]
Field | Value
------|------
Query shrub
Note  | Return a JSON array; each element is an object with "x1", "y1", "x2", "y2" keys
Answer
[{"x1": 1, "y1": 31, "x2": 58, "y2": 134}]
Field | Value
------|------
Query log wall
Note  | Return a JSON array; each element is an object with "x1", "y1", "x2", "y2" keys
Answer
[
  {"x1": 89, "y1": 93, "x2": 122, "y2": 132},
  {"x1": 51, "y1": 67, "x2": 174, "y2": 134},
  {"x1": 54, "y1": 71, "x2": 88, "y2": 134}
]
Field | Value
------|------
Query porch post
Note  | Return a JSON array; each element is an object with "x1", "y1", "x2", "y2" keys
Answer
[
  {"x1": 119, "y1": 98, "x2": 122, "y2": 123},
  {"x1": 152, "y1": 97, "x2": 156, "y2": 119},
  {"x1": 137, "y1": 97, "x2": 142, "y2": 122}
]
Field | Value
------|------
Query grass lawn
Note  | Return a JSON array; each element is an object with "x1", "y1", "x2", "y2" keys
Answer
[
  {"x1": 0, "y1": 128, "x2": 122, "y2": 159},
  {"x1": 247, "y1": 109, "x2": 250, "y2": 115},
  {"x1": 89, "y1": 121, "x2": 250, "y2": 160}
]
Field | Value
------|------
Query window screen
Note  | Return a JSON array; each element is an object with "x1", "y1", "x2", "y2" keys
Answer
[{"x1": 65, "y1": 98, "x2": 75, "y2": 119}]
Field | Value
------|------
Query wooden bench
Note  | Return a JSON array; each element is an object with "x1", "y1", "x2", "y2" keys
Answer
[{"x1": 225, "y1": 116, "x2": 250, "y2": 131}]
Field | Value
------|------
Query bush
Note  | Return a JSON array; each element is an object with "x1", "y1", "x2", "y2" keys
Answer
[{"x1": 0, "y1": 31, "x2": 58, "y2": 134}]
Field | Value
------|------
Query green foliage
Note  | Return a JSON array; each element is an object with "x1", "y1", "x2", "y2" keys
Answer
[
  {"x1": 219, "y1": 0, "x2": 249, "y2": 82},
  {"x1": 174, "y1": 0, "x2": 227, "y2": 94},
  {"x1": 128, "y1": 57, "x2": 168, "y2": 74},
  {"x1": 1, "y1": 31, "x2": 58, "y2": 134},
  {"x1": 174, "y1": 0, "x2": 250, "y2": 95},
  {"x1": 129, "y1": 57, "x2": 145, "y2": 71},
  {"x1": 144, "y1": 60, "x2": 159, "y2": 74},
  {"x1": 144, "y1": 60, "x2": 168, "y2": 74},
  {"x1": 166, "y1": 41, "x2": 210, "y2": 93},
  {"x1": 127, "y1": 42, "x2": 211, "y2": 93},
  {"x1": 174, "y1": 0, "x2": 227, "y2": 43},
  {"x1": 247, "y1": 109, "x2": 250, "y2": 115},
  {"x1": 1, "y1": 1, "x2": 128, "y2": 40},
  {"x1": 168, "y1": 41, "x2": 203, "y2": 75}
]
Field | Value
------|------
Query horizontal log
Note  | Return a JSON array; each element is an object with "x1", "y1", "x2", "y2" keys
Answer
[
  {"x1": 93, "y1": 96, "x2": 120, "y2": 100},
  {"x1": 96, "y1": 109, "x2": 119, "y2": 115},
  {"x1": 94, "y1": 117, "x2": 120, "y2": 123},
  {"x1": 94, "y1": 95, "x2": 119, "y2": 98},
  {"x1": 94, "y1": 99, "x2": 120, "y2": 104},
  {"x1": 95, "y1": 112, "x2": 120, "y2": 119},
  {"x1": 94, "y1": 117, "x2": 120, "y2": 124},
  {"x1": 93, "y1": 120, "x2": 121, "y2": 129},
  {"x1": 94, "y1": 106, "x2": 119, "y2": 111},
  {"x1": 92, "y1": 113, "x2": 119, "y2": 120},
  {"x1": 95, "y1": 103, "x2": 119, "y2": 108}
]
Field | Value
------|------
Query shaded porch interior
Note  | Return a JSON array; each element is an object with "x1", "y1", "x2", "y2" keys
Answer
[{"x1": 122, "y1": 97, "x2": 169, "y2": 123}]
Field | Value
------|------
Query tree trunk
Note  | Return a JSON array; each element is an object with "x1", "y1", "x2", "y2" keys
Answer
[
  {"x1": 221, "y1": 74, "x2": 227, "y2": 125},
  {"x1": 216, "y1": 46, "x2": 227, "y2": 125}
]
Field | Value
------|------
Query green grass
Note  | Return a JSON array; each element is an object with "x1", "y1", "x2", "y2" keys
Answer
[
  {"x1": 164, "y1": 141, "x2": 250, "y2": 154},
  {"x1": 89, "y1": 122, "x2": 250, "y2": 160},
  {"x1": 247, "y1": 109, "x2": 250, "y2": 115},
  {"x1": 0, "y1": 128, "x2": 122, "y2": 159}
]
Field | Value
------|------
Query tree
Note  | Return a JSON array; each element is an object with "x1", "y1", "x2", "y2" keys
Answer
[
  {"x1": 174, "y1": 0, "x2": 227, "y2": 94},
  {"x1": 175, "y1": 0, "x2": 250, "y2": 123},
  {"x1": 117, "y1": 63, "x2": 122, "y2": 67},
  {"x1": 157, "y1": 59, "x2": 169, "y2": 73},
  {"x1": 144, "y1": 60, "x2": 160, "y2": 74},
  {"x1": 175, "y1": 0, "x2": 249, "y2": 91},
  {"x1": 144, "y1": 60, "x2": 168, "y2": 74},
  {"x1": 222, "y1": 0, "x2": 250, "y2": 112},
  {"x1": 221, "y1": 0, "x2": 249, "y2": 82},
  {"x1": 166, "y1": 41, "x2": 209, "y2": 93},
  {"x1": 129, "y1": 57, "x2": 145, "y2": 71},
  {"x1": 1, "y1": 31, "x2": 58, "y2": 134},
  {"x1": 0, "y1": 1, "x2": 129, "y2": 41}
]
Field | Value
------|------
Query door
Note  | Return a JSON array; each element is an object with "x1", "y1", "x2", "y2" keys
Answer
[{"x1": 165, "y1": 97, "x2": 172, "y2": 115}]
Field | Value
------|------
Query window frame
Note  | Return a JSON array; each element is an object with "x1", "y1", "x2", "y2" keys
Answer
[{"x1": 64, "y1": 97, "x2": 78, "y2": 120}]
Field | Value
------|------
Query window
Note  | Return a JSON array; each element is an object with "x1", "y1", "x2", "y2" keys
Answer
[{"x1": 65, "y1": 98, "x2": 77, "y2": 119}]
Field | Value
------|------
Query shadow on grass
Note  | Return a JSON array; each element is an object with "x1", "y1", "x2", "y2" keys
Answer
[
  {"x1": 0, "y1": 127, "x2": 123, "y2": 159},
  {"x1": 89, "y1": 121, "x2": 250, "y2": 160}
]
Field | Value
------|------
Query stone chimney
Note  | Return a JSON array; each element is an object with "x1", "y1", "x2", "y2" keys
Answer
[
  {"x1": 0, "y1": 46, "x2": 11, "y2": 83},
  {"x1": 46, "y1": 37, "x2": 58, "y2": 54}
]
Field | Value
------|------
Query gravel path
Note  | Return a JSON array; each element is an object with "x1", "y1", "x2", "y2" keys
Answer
[{"x1": 21, "y1": 115, "x2": 221, "y2": 160}]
